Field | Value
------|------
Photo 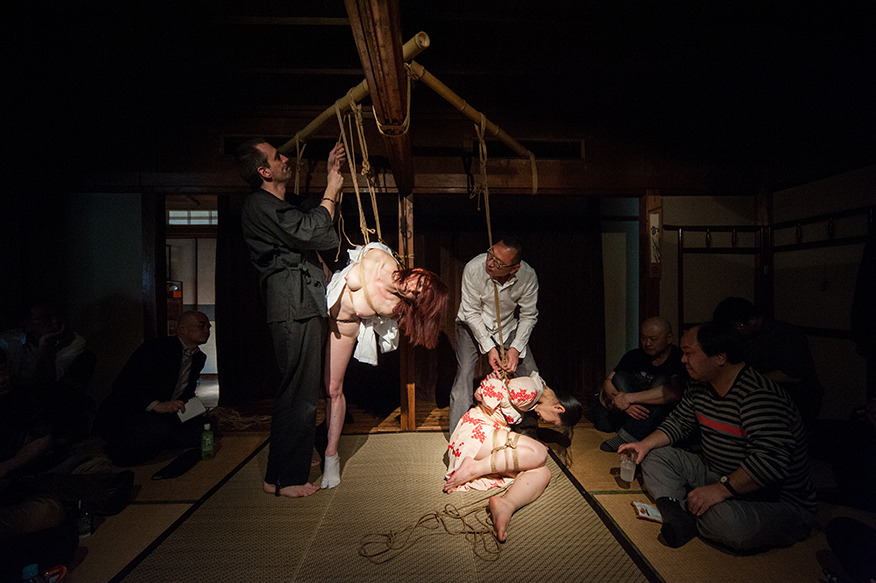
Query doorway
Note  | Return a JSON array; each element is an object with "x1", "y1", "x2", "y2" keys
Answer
[{"x1": 166, "y1": 195, "x2": 219, "y2": 407}]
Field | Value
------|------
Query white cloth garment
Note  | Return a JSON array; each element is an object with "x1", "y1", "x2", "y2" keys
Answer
[{"x1": 325, "y1": 242, "x2": 400, "y2": 366}]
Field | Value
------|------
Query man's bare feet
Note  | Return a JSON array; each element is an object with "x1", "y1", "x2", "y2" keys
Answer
[
  {"x1": 443, "y1": 456, "x2": 480, "y2": 492},
  {"x1": 488, "y1": 495, "x2": 513, "y2": 542},
  {"x1": 263, "y1": 481, "x2": 319, "y2": 498}
]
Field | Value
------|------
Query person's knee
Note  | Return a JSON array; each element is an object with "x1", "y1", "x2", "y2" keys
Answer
[
  {"x1": 326, "y1": 380, "x2": 344, "y2": 400},
  {"x1": 519, "y1": 436, "x2": 548, "y2": 467},
  {"x1": 528, "y1": 465, "x2": 551, "y2": 482},
  {"x1": 640, "y1": 446, "x2": 672, "y2": 475},
  {"x1": 611, "y1": 370, "x2": 639, "y2": 393},
  {"x1": 696, "y1": 506, "x2": 746, "y2": 551},
  {"x1": 697, "y1": 504, "x2": 764, "y2": 552}
]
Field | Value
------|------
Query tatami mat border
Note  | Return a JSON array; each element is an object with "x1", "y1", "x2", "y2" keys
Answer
[
  {"x1": 549, "y1": 449, "x2": 665, "y2": 583},
  {"x1": 108, "y1": 437, "x2": 270, "y2": 582}
]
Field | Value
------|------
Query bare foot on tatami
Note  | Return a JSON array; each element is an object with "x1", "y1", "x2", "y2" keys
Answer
[
  {"x1": 489, "y1": 495, "x2": 513, "y2": 542},
  {"x1": 263, "y1": 481, "x2": 319, "y2": 498},
  {"x1": 443, "y1": 457, "x2": 480, "y2": 492}
]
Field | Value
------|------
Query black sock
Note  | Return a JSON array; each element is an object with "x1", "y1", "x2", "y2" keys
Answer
[{"x1": 656, "y1": 497, "x2": 698, "y2": 548}]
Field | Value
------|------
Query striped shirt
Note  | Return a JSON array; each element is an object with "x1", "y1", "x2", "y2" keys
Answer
[{"x1": 658, "y1": 365, "x2": 816, "y2": 512}]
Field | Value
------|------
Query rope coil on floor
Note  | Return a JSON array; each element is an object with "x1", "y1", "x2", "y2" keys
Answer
[{"x1": 359, "y1": 488, "x2": 507, "y2": 564}]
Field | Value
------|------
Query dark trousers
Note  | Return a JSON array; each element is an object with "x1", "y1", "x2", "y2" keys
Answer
[
  {"x1": 448, "y1": 325, "x2": 538, "y2": 433},
  {"x1": 590, "y1": 370, "x2": 675, "y2": 441},
  {"x1": 266, "y1": 316, "x2": 327, "y2": 487},
  {"x1": 103, "y1": 412, "x2": 203, "y2": 467}
]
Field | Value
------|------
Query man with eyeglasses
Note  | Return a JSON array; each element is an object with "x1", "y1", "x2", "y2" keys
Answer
[{"x1": 448, "y1": 237, "x2": 539, "y2": 433}]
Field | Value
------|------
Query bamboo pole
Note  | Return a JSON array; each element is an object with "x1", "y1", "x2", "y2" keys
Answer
[
  {"x1": 278, "y1": 31, "x2": 430, "y2": 155},
  {"x1": 406, "y1": 60, "x2": 538, "y2": 194}
]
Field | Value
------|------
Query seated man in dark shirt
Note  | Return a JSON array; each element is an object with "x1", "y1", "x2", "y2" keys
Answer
[
  {"x1": 95, "y1": 311, "x2": 211, "y2": 466},
  {"x1": 592, "y1": 316, "x2": 686, "y2": 452}
]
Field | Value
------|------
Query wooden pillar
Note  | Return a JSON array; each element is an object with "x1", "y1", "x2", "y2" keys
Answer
[
  {"x1": 640, "y1": 191, "x2": 662, "y2": 320},
  {"x1": 755, "y1": 185, "x2": 774, "y2": 319},
  {"x1": 398, "y1": 193, "x2": 416, "y2": 430},
  {"x1": 142, "y1": 190, "x2": 166, "y2": 339}
]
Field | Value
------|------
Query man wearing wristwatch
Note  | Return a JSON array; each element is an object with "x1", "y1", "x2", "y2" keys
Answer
[
  {"x1": 237, "y1": 139, "x2": 345, "y2": 498},
  {"x1": 618, "y1": 322, "x2": 816, "y2": 552}
]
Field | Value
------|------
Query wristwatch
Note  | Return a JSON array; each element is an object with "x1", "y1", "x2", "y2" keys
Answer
[{"x1": 719, "y1": 475, "x2": 739, "y2": 497}]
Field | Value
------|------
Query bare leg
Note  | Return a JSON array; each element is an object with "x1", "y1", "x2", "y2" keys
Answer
[
  {"x1": 262, "y1": 481, "x2": 319, "y2": 498},
  {"x1": 444, "y1": 430, "x2": 548, "y2": 492},
  {"x1": 322, "y1": 322, "x2": 357, "y2": 488},
  {"x1": 489, "y1": 465, "x2": 551, "y2": 541}
]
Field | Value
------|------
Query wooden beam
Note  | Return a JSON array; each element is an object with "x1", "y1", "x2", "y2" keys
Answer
[
  {"x1": 344, "y1": 0, "x2": 415, "y2": 195},
  {"x1": 277, "y1": 32, "x2": 429, "y2": 156}
]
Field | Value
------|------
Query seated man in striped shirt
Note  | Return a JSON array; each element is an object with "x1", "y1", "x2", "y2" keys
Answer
[{"x1": 619, "y1": 322, "x2": 816, "y2": 552}]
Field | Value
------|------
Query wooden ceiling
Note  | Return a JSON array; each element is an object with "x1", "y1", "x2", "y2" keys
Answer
[{"x1": 9, "y1": 1, "x2": 876, "y2": 192}]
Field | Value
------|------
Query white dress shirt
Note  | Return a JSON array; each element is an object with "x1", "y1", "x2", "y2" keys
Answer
[{"x1": 456, "y1": 252, "x2": 539, "y2": 356}]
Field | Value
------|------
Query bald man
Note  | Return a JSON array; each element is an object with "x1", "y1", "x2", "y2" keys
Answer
[
  {"x1": 95, "y1": 311, "x2": 212, "y2": 466},
  {"x1": 593, "y1": 316, "x2": 686, "y2": 452}
]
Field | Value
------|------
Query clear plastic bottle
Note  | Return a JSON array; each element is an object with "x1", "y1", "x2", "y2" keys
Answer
[
  {"x1": 76, "y1": 499, "x2": 93, "y2": 537},
  {"x1": 201, "y1": 423, "x2": 214, "y2": 460}
]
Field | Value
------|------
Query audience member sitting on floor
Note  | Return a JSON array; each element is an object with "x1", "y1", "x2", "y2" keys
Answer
[
  {"x1": 0, "y1": 299, "x2": 97, "y2": 445},
  {"x1": 95, "y1": 310, "x2": 212, "y2": 466},
  {"x1": 0, "y1": 349, "x2": 78, "y2": 580},
  {"x1": 591, "y1": 316, "x2": 686, "y2": 452},
  {"x1": 619, "y1": 322, "x2": 816, "y2": 552},
  {"x1": 712, "y1": 296, "x2": 824, "y2": 436},
  {"x1": 444, "y1": 370, "x2": 582, "y2": 542}
]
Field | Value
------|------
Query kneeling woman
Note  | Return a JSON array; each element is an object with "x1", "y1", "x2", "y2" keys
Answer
[
  {"x1": 323, "y1": 242, "x2": 449, "y2": 488},
  {"x1": 445, "y1": 371, "x2": 582, "y2": 542}
]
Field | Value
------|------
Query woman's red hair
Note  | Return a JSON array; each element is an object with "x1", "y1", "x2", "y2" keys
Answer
[{"x1": 392, "y1": 268, "x2": 449, "y2": 348}]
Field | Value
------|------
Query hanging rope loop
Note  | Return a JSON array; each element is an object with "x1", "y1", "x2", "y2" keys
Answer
[
  {"x1": 373, "y1": 67, "x2": 413, "y2": 136},
  {"x1": 333, "y1": 92, "x2": 387, "y2": 258}
]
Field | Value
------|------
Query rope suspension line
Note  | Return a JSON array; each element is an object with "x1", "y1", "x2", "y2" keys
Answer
[
  {"x1": 292, "y1": 136, "x2": 307, "y2": 197},
  {"x1": 474, "y1": 114, "x2": 508, "y2": 380},
  {"x1": 333, "y1": 92, "x2": 389, "y2": 260}
]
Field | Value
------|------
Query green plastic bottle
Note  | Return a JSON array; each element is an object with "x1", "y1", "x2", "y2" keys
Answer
[{"x1": 201, "y1": 423, "x2": 214, "y2": 460}]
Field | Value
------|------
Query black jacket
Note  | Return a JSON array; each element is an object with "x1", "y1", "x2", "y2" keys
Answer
[{"x1": 98, "y1": 336, "x2": 206, "y2": 421}]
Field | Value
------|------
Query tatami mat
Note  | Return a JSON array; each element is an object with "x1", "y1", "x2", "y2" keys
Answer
[
  {"x1": 67, "y1": 423, "x2": 876, "y2": 583},
  {"x1": 68, "y1": 434, "x2": 268, "y2": 583},
  {"x1": 569, "y1": 426, "x2": 876, "y2": 583},
  {"x1": 120, "y1": 432, "x2": 651, "y2": 583}
]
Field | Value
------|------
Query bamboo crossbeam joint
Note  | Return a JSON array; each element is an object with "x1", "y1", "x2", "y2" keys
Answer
[
  {"x1": 406, "y1": 60, "x2": 533, "y2": 161},
  {"x1": 279, "y1": 32, "x2": 430, "y2": 155}
]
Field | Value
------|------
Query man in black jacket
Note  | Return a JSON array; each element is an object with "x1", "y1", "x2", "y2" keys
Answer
[
  {"x1": 236, "y1": 138, "x2": 344, "y2": 498},
  {"x1": 95, "y1": 311, "x2": 211, "y2": 466}
]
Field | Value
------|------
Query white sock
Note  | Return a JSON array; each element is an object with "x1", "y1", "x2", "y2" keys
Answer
[{"x1": 321, "y1": 453, "x2": 341, "y2": 489}]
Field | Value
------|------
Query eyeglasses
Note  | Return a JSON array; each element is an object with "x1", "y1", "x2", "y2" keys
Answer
[{"x1": 486, "y1": 247, "x2": 516, "y2": 270}]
